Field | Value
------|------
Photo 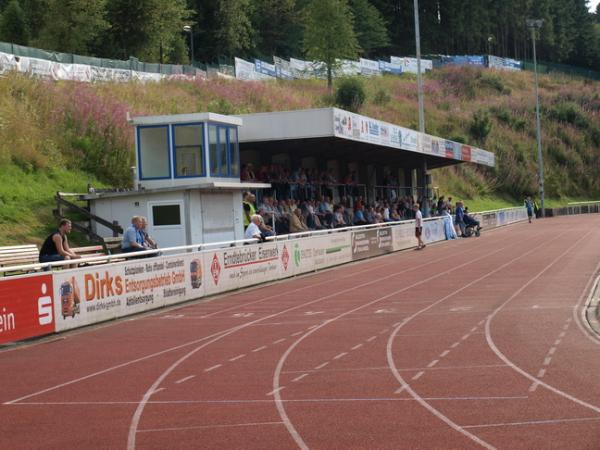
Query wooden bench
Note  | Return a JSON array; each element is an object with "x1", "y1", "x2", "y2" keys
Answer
[
  {"x1": 102, "y1": 236, "x2": 123, "y2": 255},
  {"x1": 0, "y1": 244, "x2": 40, "y2": 275}
]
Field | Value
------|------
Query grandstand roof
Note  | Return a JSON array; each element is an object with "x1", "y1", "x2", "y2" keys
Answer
[{"x1": 237, "y1": 108, "x2": 495, "y2": 169}]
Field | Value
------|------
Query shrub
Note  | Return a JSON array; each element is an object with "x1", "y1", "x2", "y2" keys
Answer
[
  {"x1": 373, "y1": 88, "x2": 391, "y2": 106},
  {"x1": 469, "y1": 111, "x2": 492, "y2": 144},
  {"x1": 335, "y1": 77, "x2": 366, "y2": 112}
]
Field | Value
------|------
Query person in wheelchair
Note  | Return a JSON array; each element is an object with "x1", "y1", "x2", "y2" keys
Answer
[{"x1": 463, "y1": 210, "x2": 482, "y2": 237}]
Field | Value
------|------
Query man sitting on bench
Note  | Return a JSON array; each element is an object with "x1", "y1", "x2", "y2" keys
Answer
[{"x1": 39, "y1": 219, "x2": 81, "y2": 268}]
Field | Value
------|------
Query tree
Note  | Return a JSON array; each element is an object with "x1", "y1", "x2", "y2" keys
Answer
[
  {"x1": 214, "y1": 0, "x2": 254, "y2": 59},
  {"x1": 303, "y1": 0, "x2": 360, "y2": 88},
  {"x1": 252, "y1": 0, "x2": 302, "y2": 58},
  {"x1": 349, "y1": 0, "x2": 390, "y2": 57},
  {"x1": 35, "y1": 0, "x2": 108, "y2": 54},
  {"x1": 103, "y1": 0, "x2": 155, "y2": 60},
  {"x1": 0, "y1": 0, "x2": 30, "y2": 45}
]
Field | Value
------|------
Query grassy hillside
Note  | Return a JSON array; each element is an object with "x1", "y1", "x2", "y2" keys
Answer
[{"x1": 0, "y1": 68, "x2": 598, "y2": 245}]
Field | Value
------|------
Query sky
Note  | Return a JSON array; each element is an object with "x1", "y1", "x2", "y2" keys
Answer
[{"x1": 590, "y1": 0, "x2": 599, "y2": 12}]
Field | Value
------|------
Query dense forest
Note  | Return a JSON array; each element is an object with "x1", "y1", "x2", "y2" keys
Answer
[{"x1": 0, "y1": 0, "x2": 598, "y2": 70}]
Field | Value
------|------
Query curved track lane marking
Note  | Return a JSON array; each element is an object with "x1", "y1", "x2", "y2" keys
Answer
[
  {"x1": 485, "y1": 230, "x2": 600, "y2": 414},
  {"x1": 127, "y1": 234, "x2": 512, "y2": 449},
  {"x1": 271, "y1": 232, "x2": 550, "y2": 449},
  {"x1": 7, "y1": 233, "x2": 489, "y2": 407},
  {"x1": 573, "y1": 262, "x2": 600, "y2": 344},
  {"x1": 384, "y1": 229, "x2": 573, "y2": 450}
]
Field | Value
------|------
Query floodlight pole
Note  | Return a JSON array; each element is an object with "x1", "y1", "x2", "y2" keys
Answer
[
  {"x1": 413, "y1": 0, "x2": 428, "y2": 215},
  {"x1": 183, "y1": 25, "x2": 195, "y2": 67},
  {"x1": 527, "y1": 19, "x2": 545, "y2": 217}
]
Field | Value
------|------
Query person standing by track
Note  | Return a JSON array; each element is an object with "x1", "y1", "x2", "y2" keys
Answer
[{"x1": 414, "y1": 203, "x2": 425, "y2": 249}]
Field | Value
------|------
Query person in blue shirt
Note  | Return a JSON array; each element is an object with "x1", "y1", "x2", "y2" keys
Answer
[
  {"x1": 454, "y1": 201, "x2": 466, "y2": 237},
  {"x1": 122, "y1": 216, "x2": 148, "y2": 253},
  {"x1": 525, "y1": 196, "x2": 534, "y2": 223}
]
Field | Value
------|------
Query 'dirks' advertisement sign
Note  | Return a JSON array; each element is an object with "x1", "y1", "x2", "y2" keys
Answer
[
  {"x1": 52, "y1": 254, "x2": 204, "y2": 331},
  {"x1": 0, "y1": 274, "x2": 55, "y2": 344},
  {"x1": 351, "y1": 228, "x2": 393, "y2": 261}
]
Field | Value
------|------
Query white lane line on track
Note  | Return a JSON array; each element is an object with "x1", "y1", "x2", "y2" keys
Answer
[
  {"x1": 537, "y1": 368, "x2": 546, "y2": 378},
  {"x1": 427, "y1": 360, "x2": 439, "y2": 368},
  {"x1": 292, "y1": 374, "x2": 309, "y2": 383},
  {"x1": 386, "y1": 228, "x2": 574, "y2": 450},
  {"x1": 559, "y1": 331, "x2": 566, "y2": 338},
  {"x1": 252, "y1": 346, "x2": 267, "y2": 352},
  {"x1": 138, "y1": 421, "x2": 285, "y2": 433},
  {"x1": 485, "y1": 229, "x2": 600, "y2": 417},
  {"x1": 175, "y1": 375, "x2": 195, "y2": 384},
  {"x1": 412, "y1": 371, "x2": 424, "y2": 380},
  {"x1": 463, "y1": 416, "x2": 600, "y2": 429},
  {"x1": 228, "y1": 354, "x2": 246, "y2": 362},
  {"x1": 543, "y1": 357, "x2": 552, "y2": 366},
  {"x1": 380, "y1": 328, "x2": 389, "y2": 334},
  {"x1": 528, "y1": 382, "x2": 539, "y2": 393},
  {"x1": 273, "y1": 338, "x2": 286, "y2": 344},
  {"x1": 440, "y1": 350, "x2": 450, "y2": 358},
  {"x1": 291, "y1": 331, "x2": 303, "y2": 337},
  {"x1": 314, "y1": 362, "x2": 329, "y2": 370},
  {"x1": 461, "y1": 334, "x2": 470, "y2": 341},
  {"x1": 129, "y1": 226, "x2": 518, "y2": 449},
  {"x1": 367, "y1": 336, "x2": 377, "y2": 342},
  {"x1": 12, "y1": 395, "x2": 531, "y2": 407},
  {"x1": 204, "y1": 364, "x2": 222, "y2": 372},
  {"x1": 333, "y1": 352, "x2": 348, "y2": 360},
  {"x1": 470, "y1": 327, "x2": 478, "y2": 333},
  {"x1": 548, "y1": 347, "x2": 557, "y2": 355},
  {"x1": 554, "y1": 339, "x2": 562, "y2": 346},
  {"x1": 351, "y1": 344, "x2": 363, "y2": 350},
  {"x1": 274, "y1": 227, "x2": 535, "y2": 450},
  {"x1": 267, "y1": 387, "x2": 285, "y2": 396},
  {"x1": 282, "y1": 363, "x2": 509, "y2": 375},
  {"x1": 450, "y1": 342, "x2": 460, "y2": 348}
]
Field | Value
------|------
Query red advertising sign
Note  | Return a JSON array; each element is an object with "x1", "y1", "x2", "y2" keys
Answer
[
  {"x1": 0, "y1": 274, "x2": 55, "y2": 344},
  {"x1": 461, "y1": 145, "x2": 472, "y2": 162}
]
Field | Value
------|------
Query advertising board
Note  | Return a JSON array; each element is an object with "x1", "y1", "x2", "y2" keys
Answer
[
  {"x1": 0, "y1": 274, "x2": 55, "y2": 344},
  {"x1": 279, "y1": 233, "x2": 352, "y2": 277},
  {"x1": 351, "y1": 228, "x2": 394, "y2": 261},
  {"x1": 52, "y1": 253, "x2": 203, "y2": 332},
  {"x1": 204, "y1": 243, "x2": 280, "y2": 296}
]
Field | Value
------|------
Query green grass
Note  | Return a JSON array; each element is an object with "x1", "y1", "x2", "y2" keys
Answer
[
  {"x1": 0, "y1": 164, "x2": 104, "y2": 245},
  {"x1": 0, "y1": 67, "x2": 598, "y2": 244}
]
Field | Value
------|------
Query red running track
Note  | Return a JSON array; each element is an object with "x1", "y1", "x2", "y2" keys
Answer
[{"x1": 1, "y1": 215, "x2": 600, "y2": 449}]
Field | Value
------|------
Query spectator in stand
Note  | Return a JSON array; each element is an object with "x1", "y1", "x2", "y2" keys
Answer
[
  {"x1": 258, "y1": 214, "x2": 274, "y2": 238},
  {"x1": 245, "y1": 214, "x2": 263, "y2": 241},
  {"x1": 333, "y1": 205, "x2": 347, "y2": 228},
  {"x1": 39, "y1": 219, "x2": 82, "y2": 267},
  {"x1": 240, "y1": 163, "x2": 256, "y2": 181},
  {"x1": 289, "y1": 208, "x2": 309, "y2": 233},
  {"x1": 243, "y1": 191, "x2": 256, "y2": 228},
  {"x1": 122, "y1": 216, "x2": 149, "y2": 253},
  {"x1": 353, "y1": 205, "x2": 368, "y2": 225},
  {"x1": 140, "y1": 217, "x2": 158, "y2": 249}
]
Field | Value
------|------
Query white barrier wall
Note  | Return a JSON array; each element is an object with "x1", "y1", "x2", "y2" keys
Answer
[{"x1": 1, "y1": 207, "x2": 527, "y2": 340}]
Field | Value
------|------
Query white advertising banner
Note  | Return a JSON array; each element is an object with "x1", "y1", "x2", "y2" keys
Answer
[
  {"x1": 422, "y1": 218, "x2": 445, "y2": 243},
  {"x1": 471, "y1": 148, "x2": 495, "y2": 167},
  {"x1": 0, "y1": 51, "x2": 18, "y2": 73},
  {"x1": 52, "y1": 253, "x2": 203, "y2": 331},
  {"x1": 203, "y1": 243, "x2": 281, "y2": 296},
  {"x1": 335, "y1": 59, "x2": 361, "y2": 76},
  {"x1": 390, "y1": 56, "x2": 432, "y2": 74},
  {"x1": 360, "y1": 58, "x2": 381, "y2": 76},
  {"x1": 278, "y1": 233, "x2": 352, "y2": 277},
  {"x1": 392, "y1": 222, "x2": 416, "y2": 251}
]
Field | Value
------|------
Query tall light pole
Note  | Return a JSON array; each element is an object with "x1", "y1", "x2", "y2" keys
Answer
[
  {"x1": 527, "y1": 19, "x2": 545, "y2": 217},
  {"x1": 183, "y1": 25, "x2": 195, "y2": 67},
  {"x1": 413, "y1": 0, "x2": 425, "y2": 134},
  {"x1": 413, "y1": 0, "x2": 428, "y2": 215}
]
